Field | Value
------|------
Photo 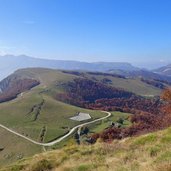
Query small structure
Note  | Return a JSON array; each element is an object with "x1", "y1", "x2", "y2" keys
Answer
[{"x1": 70, "y1": 112, "x2": 91, "y2": 122}]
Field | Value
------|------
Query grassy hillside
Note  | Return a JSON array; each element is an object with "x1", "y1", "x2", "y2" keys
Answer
[
  {"x1": 0, "y1": 92, "x2": 105, "y2": 166},
  {"x1": 0, "y1": 128, "x2": 42, "y2": 167},
  {"x1": 0, "y1": 111, "x2": 131, "y2": 167},
  {"x1": 0, "y1": 68, "x2": 168, "y2": 169},
  {"x1": 11, "y1": 68, "x2": 165, "y2": 96},
  {"x1": 0, "y1": 89, "x2": 105, "y2": 142},
  {"x1": 0, "y1": 68, "x2": 107, "y2": 166},
  {"x1": 0, "y1": 68, "x2": 164, "y2": 143},
  {"x1": 84, "y1": 72, "x2": 162, "y2": 96},
  {"x1": 88, "y1": 111, "x2": 132, "y2": 133},
  {"x1": 2, "y1": 126, "x2": 171, "y2": 171}
]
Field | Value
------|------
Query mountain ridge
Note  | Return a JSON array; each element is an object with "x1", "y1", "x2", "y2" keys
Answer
[
  {"x1": 154, "y1": 64, "x2": 171, "y2": 76},
  {"x1": 0, "y1": 55, "x2": 139, "y2": 81}
]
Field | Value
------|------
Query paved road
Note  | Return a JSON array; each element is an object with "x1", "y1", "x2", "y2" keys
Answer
[{"x1": 0, "y1": 111, "x2": 111, "y2": 147}]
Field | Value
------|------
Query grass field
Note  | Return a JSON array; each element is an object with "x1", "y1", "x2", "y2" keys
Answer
[
  {"x1": 0, "y1": 110, "x2": 132, "y2": 167},
  {"x1": 0, "y1": 74, "x2": 106, "y2": 167},
  {"x1": 14, "y1": 68, "x2": 163, "y2": 96},
  {"x1": 0, "y1": 68, "x2": 166, "y2": 169},
  {"x1": 88, "y1": 111, "x2": 132, "y2": 133},
  {"x1": 85, "y1": 73, "x2": 162, "y2": 96},
  {"x1": 0, "y1": 88, "x2": 105, "y2": 142},
  {"x1": 2, "y1": 126, "x2": 171, "y2": 171},
  {"x1": 0, "y1": 68, "x2": 141, "y2": 144},
  {"x1": 0, "y1": 128, "x2": 42, "y2": 167}
]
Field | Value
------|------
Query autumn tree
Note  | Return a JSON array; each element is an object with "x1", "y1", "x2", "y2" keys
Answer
[
  {"x1": 161, "y1": 88, "x2": 171, "y2": 101},
  {"x1": 161, "y1": 88, "x2": 171, "y2": 113}
]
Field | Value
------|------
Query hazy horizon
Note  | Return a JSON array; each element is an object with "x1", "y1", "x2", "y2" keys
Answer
[{"x1": 0, "y1": 53, "x2": 170, "y2": 70}]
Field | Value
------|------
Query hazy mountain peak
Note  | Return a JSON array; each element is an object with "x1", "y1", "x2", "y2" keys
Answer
[
  {"x1": 154, "y1": 64, "x2": 171, "y2": 76},
  {"x1": 0, "y1": 55, "x2": 139, "y2": 81}
]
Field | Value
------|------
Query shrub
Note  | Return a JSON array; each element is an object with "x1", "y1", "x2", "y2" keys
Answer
[
  {"x1": 149, "y1": 146, "x2": 161, "y2": 157},
  {"x1": 32, "y1": 159, "x2": 53, "y2": 171}
]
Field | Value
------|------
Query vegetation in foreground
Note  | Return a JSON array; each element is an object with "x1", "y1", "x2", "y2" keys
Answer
[
  {"x1": 2, "y1": 126, "x2": 171, "y2": 171},
  {"x1": 0, "y1": 128, "x2": 42, "y2": 167}
]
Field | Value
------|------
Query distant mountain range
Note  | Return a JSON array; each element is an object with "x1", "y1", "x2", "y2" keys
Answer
[
  {"x1": 0, "y1": 55, "x2": 139, "y2": 81},
  {"x1": 153, "y1": 64, "x2": 171, "y2": 76},
  {"x1": 108, "y1": 69, "x2": 171, "y2": 82},
  {"x1": 0, "y1": 54, "x2": 171, "y2": 82}
]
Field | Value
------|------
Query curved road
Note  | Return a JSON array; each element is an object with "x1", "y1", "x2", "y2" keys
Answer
[{"x1": 0, "y1": 111, "x2": 111, "y2": 147}]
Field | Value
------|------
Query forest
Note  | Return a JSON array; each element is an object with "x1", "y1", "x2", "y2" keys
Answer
[
  {"x1": 56, "y1": 78, "x2": 171, "y2": 142},
  {"x1": 91, "y1": 88, "x2": 171, "y2": 142},
  {"x1": 56, "y1": 78, "x2": 162, "y2": 113}
]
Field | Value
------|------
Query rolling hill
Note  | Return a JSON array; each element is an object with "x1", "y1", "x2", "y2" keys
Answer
[
  {"x1": 0, "y1": 67, "x2": 167, "y2": 99},
  {"x1": 108, "y1": 69, "x2": 171, "y2": 82},
  {"x1": 0, "y1": 68, "x2": 170, "y2": 168},
  {"x1": 0, "y1": 69, "x2": 109, "y2": 166}
]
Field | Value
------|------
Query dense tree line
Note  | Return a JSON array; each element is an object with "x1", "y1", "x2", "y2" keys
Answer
[
  {"x1": 56, "y1": 78, "x2": 162, "y2": 114},
  {"x1": 57, "y1": 78, "x2": 133, "y2": 105},
  {"x1": 55, "y1": 78, "x2": 171, "y2": 143},
  {"x1": 87, "y1": 96, "x2": 162, "y2": 115},
  {"x1": 62, "y1": 70, "x2": 126, "y2": 79},
  {"x1": 90, "y1": 88, "x2": 171, "y2": 143},
  {"x1": 141, "y1": 78, "x2": 166, "y2": 89},
  {"x1": 154, "y1": 79, "x2": 171, "y2": 86},
  {"x1": 86, "y1": 72, "x2": 126, "y2": 79}
]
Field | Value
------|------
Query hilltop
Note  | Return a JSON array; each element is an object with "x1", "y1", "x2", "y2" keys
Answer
[{"x1": 1, "y1": 67, "x2": 167, "y2": 96}]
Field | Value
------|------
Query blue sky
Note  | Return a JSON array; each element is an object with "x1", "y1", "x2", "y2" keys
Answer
[{"x1": 0, "y1": 0, "x2": 171, "y2": 68}]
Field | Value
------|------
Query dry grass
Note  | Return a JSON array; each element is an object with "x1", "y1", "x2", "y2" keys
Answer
[{"x1": 2, "y1": 126, "x2": 171, "y2": 171}]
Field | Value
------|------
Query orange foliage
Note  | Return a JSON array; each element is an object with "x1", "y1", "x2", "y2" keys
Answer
[
  {"x1": 91, "y1": 88, "x2": 171, "y2": 143},
  {"x1": 161, "y1": 87, "x2": 171, "y2": 114},
  {"x1": 161, "y1": 88, "x2": 171, "y2": 102}
]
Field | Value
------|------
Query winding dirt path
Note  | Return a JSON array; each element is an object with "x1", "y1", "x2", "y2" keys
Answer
[{"x1": 0, "y1": 111, "x2": 111, "y2": 147}]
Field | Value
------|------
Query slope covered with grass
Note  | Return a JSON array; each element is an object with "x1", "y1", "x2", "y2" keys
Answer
[
  {"x1": 2, "y1": 126, "x2": 171, "y2": 171},
  {"x1": 0, "y1": 91, "x2": 104, "y2": 143},
  {"x1": 11, "y1": 68, "x2": 166, "y2": 96},
  {"x1": 84, "y1": 72, "x2": 162, "y2": 96},
  {"x1": 0, "y1": 68, "x2": 169, "y2": 169},
  {"x1": 0, "y1": 68, "x2": 107, "y2": 166},
  {"x1": 0, "y1": 68, "x2": 164, "y2": 144},
  {"x1": 0, "y1": 128, "x2": 42, "y2": 167}
]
